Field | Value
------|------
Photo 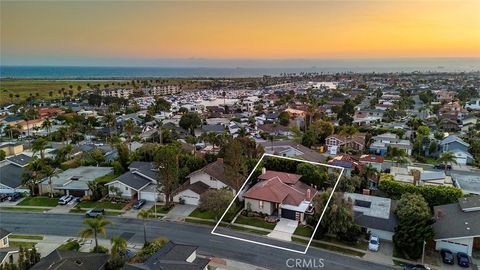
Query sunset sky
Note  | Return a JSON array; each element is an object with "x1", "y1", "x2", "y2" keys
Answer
[{"x1": 1, "y1": 1, "x2": 479, "y2": 66}]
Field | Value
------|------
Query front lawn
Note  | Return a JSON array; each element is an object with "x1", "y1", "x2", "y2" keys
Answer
[
  {"x1": 150, "y1": 204, "x2": 174, "y2": 214},
  {"x1": 189, "y1": 209, "x2": 217, "y2": 220},
  {"x1": 294, "y1": 225, "x2": 314, "y2": 237},
  {"x1": 17, "y1": 197, "x2": 58, "y2": 207},
  {"x1": 9, "y1": 234, "x2": 44, "y2": 240},
  {"x1": 234, "y1": 216, "x2": 275, "y2": 230},
  {"x1": 77, "y1": 201, "x2": 126, "y2": 210}
]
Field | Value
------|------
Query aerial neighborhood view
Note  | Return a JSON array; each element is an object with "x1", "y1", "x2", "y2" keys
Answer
[{"x1": 0, "y1": 1, "x2": 479, "y2": 270}]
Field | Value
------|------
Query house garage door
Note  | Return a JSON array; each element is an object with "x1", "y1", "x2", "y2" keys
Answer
[
  {"x1": 281, "y1": 209, "x2": 296, "y2": 220},
  {"x1": 437, "y1": 240, "x2": 469, "y2": 254},
  {"x1": 139, "y1": 191, "x2": 156, "y2": 202},
  {"x1": 180, "y1": 195, "x2": 199, "y2": 205}
]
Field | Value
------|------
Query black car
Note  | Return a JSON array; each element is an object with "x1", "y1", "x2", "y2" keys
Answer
[
  {"x1": 440, "y1": 249, "x2": 454, "y2": 264},
  {"x1": 457, "y1": 252, "x2": 470, "y2": 268},
  {"x1": 403, "y1": 264, "x2": 430, "y2": 270},
  {"x1": 133, "y1": 199, "x2": 146, "y2": 210},
  {"x1": 0, "y1": 193, "x2": 9, "y2": 202},
  {"x1": 434, "y1": 164, "x2": 452, "y2": 170},
  {"x1": 8, "y1": 192, "x2": 22, "y2": 202},
  {"x1": 86, "y1": 208, "x2": 105, "y2": 218}
]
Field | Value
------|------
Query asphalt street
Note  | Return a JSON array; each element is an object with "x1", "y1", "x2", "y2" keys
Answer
[{"x1": 0, "y1": 212, "x2": 400, "y2": 270}]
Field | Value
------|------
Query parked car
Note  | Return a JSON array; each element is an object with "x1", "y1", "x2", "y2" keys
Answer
[
  {"x1": 403, "y1": 264, "x2": 431, "y2": 270},
  {"x1": 440, "y1": 249, "x2": 454, "y2": 264},
  {"x1": 86, "y1": 208, "x2": 105, "y2": 218},
  {"x1": 457, "y1": 252, "x2": 470, "y2": 268},
  {"x1": 434, "y1": 164, "x2": 452, "y2": 170},
  {"x1": 0, "y1": 193, "x2": 9, "y2": 202},
  {"x1": 133, "y1": 199, "x2": 146, "y2": 210},
  {"x1": 58, "y1": 195, "x2": 73, "y2": 205},
  {"x1": 368, "y1": 235, "x2": 380, "y2": 252},
  {"x1": 8, "y1": 192, "x2": 22, "y2": 202}
]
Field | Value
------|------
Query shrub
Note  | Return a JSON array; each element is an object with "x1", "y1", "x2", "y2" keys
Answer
[
  {"x1": 58, "y1": 240, "x2": 81, "y2": 251},
  {"x1": 91, "y1": 245, "x2": 109, "y2": 253}
]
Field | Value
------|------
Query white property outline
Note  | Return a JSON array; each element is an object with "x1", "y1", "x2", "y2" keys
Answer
[{"x1": 211, "y1": 153, "x2": 345, "y2": 254}]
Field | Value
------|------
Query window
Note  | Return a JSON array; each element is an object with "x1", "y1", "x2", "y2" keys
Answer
[
  {"x1": 2, "y1": 237, "x2": 8, "y2": 246},
  {"x1": 125, "y1": 187, "x2": 128, "y2": 191},
  {"x1": 259, "y1": 201, "x2": 264, "y2": 209}
]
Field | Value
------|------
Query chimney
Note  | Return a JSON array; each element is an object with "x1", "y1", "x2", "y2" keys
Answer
[
  {"x1": 306, "y1": 189, "x2": 311, "y2": 200},
  {"x1": 261, "y1": 167, "x2": 266, "y2": 174}
]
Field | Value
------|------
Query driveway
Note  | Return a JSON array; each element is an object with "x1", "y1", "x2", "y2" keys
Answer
[
  {"x1": 122, "y1": 201, "x2": 154, "y2": 218},
  {"x1": 162, "y1": 204, "x2": 197, "y2": 221},
  {"x1": 267, "y1": 218, "x2": 298, "y2": 242},
  {"x1": 48, "y1": 199, "x2": 78, "y2": 214}
]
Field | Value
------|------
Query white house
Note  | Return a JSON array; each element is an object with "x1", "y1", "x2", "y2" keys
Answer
[{"x1": 173, "y1": 158, "x2": 234, "y2": 205}]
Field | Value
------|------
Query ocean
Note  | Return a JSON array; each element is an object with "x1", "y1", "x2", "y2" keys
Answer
[{"x1": 1, "y1": 58, "x2": 479, "y2": 79}]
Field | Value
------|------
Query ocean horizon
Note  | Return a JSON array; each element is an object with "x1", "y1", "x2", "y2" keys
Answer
[{"x1": 1, "y1": 58, "x2": 479, "y2": 79}]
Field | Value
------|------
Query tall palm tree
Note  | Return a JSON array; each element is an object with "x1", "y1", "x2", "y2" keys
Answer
[
  {"x1": 79, "y1": 217, "x2": 112, "y2": 252},
  {"x1": 110, "y1": 236, "x2": 127, "y2": 257},
  {"x1": 58, "y1": 127, "x2": 70, "y2": 145},
  {"x1": 32, "y1": 137, "x2": 48, "y2": 160},
  {"x1": 23, "y1": 158, "x2": 44, "y2": 196},
  {"x1": 42, "y1": 165, "x2": 58, "y2": 198},
  {"x1": 41, "y1": 118, "x2": 53, "y2": 133},
  {"x1": 137, "y1": 209, "x2": 152, "y2": 245},
  {"x1": 104, "y1": 113, "x2": 116, "y2": 139},
  {"x1": 436, "y1": 151, "x2": 458, "y2": 174},
  {"x1": 123, "y1": 119, "x2": 135, "y2": 152}
]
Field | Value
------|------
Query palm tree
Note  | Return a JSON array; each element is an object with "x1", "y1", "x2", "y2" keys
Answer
[
  {"x1": 79, "y1": 217, "x2": 112, "y2": 252},
  {"x1": 23, "y1": 158, "x2": 44, "y2": 196},
  {"x1": 137, "y1": 209, "x2": 152, "y2": 245},
  {"x1": 110, "y1": 236, "x2": 127, "y2": 257},
  {"x1": 104, "y1": 113, "x2": 116, "y2": 139},
  {"x1": 42, "y1": 165, "x2": 58, "y2": 198},
  {"x1": 32, "y1": 137, "x2": 48, "y2": 160},
  {"x1": 436, "y1": 151, "x2": 458, "y2": 174},
  {"x1": 123, "y1": 119, "x2": 135, "y2": 152},
  {"x1": 41, "y1": 118, "x2": 53, "y2": 133},
  {"x1": 58, "y1": 127, "x2": 70, "y2": 144}
]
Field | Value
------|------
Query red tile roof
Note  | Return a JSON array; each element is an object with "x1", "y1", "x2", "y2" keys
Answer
[
  {"x1": 258, "y1": 170, "x2": 301, "y2": 185},
  {"x1": 359, "y1": 154, "x2": 384, "y2": 164},
  {"x1": 244, "y1": 171, "x2": 316, "y2": 206}
]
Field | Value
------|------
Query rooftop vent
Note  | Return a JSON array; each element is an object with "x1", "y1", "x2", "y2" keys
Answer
[
  {"x1": 70, "y1": 176, "x2": 82, "y2": 181},
  {"x1": 354, "y1": 200, "x2": 371, "y2": 208}
]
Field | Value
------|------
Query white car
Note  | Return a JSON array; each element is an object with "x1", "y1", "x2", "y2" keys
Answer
[
  {"x1": 58, "y1": 195, "x2": 73, "y2": 205},
  {"x1": 368, "y1": 235, "x2": 380, "y2": 252}
]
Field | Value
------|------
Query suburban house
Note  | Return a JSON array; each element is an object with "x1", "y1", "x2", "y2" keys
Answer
[
  {"x1": 173, "y1": 158, "x2": 234, "y2": 205},
  {"x1": 433, "y1": 196, "x2": 480, "y2": 256},
  {"x1": 123, "y1": 241, "x2": 210, "y2": 270},
  {"x1": 106, "y1": 162, "x2": 161, "y2": 202},
  {"x1": 0, "y1": 154, "x2": 31, "y2": 193},
  {"x1": 243, "y1": 169, "x2": 317, "y2": 224},
  {"x1": 327, "y1": 154, "x2": 364, "y2": 176},
  {"x1": 358, "y1": 154, "x2": 384, "y2": 171},
  {"x1": 39, "y1": 166, "x2": 113, "y2": 197},
  {"x1": 325, "y1": 133, "x2": 366, "y2": 155},
  {"x1": 259, "y1": 140, "x2": 326, "y2": 163},
  {"x1": 0, "y1": 229, "x2": 19, "y2": 268},
  {"x1": 344, "y1": 193, "x2": 397, "y2": 240},
  {"x1": 0, "y1": 142, "x2": 23, "y2": 157},
  {"x1": 419, "y1": 171, "x2": 453, "y2": 186},
  {"x1": 31, "y1": 250, "x2": 109, "y2": 270},
  {"x1": 369, "y1": 132, "x2": 412, "y2": 156},
  {"x1": 438, "y1": 135, "x2": 474, "y2": 165},
  {"x1": 452, "y1": 174, "x2": 480, "y2": 195}
]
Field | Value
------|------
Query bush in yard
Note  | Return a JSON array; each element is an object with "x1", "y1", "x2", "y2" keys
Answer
[
  {"x1": 393, "y1": 193, "x2": 434, "y2": 259},
  {"x1": 58, "y1": 240, "x2": 81, "y2": 251},
  {"x1": 130, "y1": 237, "x2": 169, "y2": 263},
  {"x1": 198, "y1": 189, "x2": 233, "y2": 221},
  {"x1": 91, "y1": 245, "x2": 109, "y2": 253}
]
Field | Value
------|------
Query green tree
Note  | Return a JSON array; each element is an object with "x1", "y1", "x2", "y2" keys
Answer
[
  {"x1": 155, "y1": 144, "x2": 180, "y2": 206},
  {"x1": 41, "y1": 165, "x2": 58, "y2": 198},
  {"x1": 198, "y1": 189, "x2": 233, "y2": 221},
  {"x1": 179, "y1": 112, "x2": 201, "y2": 136},
  {"x1": 337, "y1": 99, "x2": 355, "y2": 125},
  {"x1": 436, "y1": 151, "x2": 458, "y2": 174},
  {"x1": 313, "y1": 189, "x2": 355, "y2": 237},
  {"x1": 79, "y1": 217, "x2": 112, "y2": 252},
  {"x1": 0, "y1": 150, "x2": 5, "y2": 161},
  {"x1": 393, "y1": 193, "x2": 434, "y2": 259},
  {"x1": 41, "y1": 118, "x2": 53, "y2": 133},
  {"x1": 278, "y1": 111, "x2": 290, "y2": 126},
  {"x1": 296, "y1": 163, "x2": 327, "y2": 187},
  {"x1": 137, "y1": 209, "x2": 152, "y2": 245},
  {"x1": 31, "y1": 137, "x2": 48, "y2": 160},
  {"x1": 110, "y1": 236, "x2": 127, "y2": 257},
  {"x1": 223, "y1": 139, "x2": 247, "y2": 191},
  {"x1": 123, "y1": 119, "x2": 135, "y2": 152}
]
